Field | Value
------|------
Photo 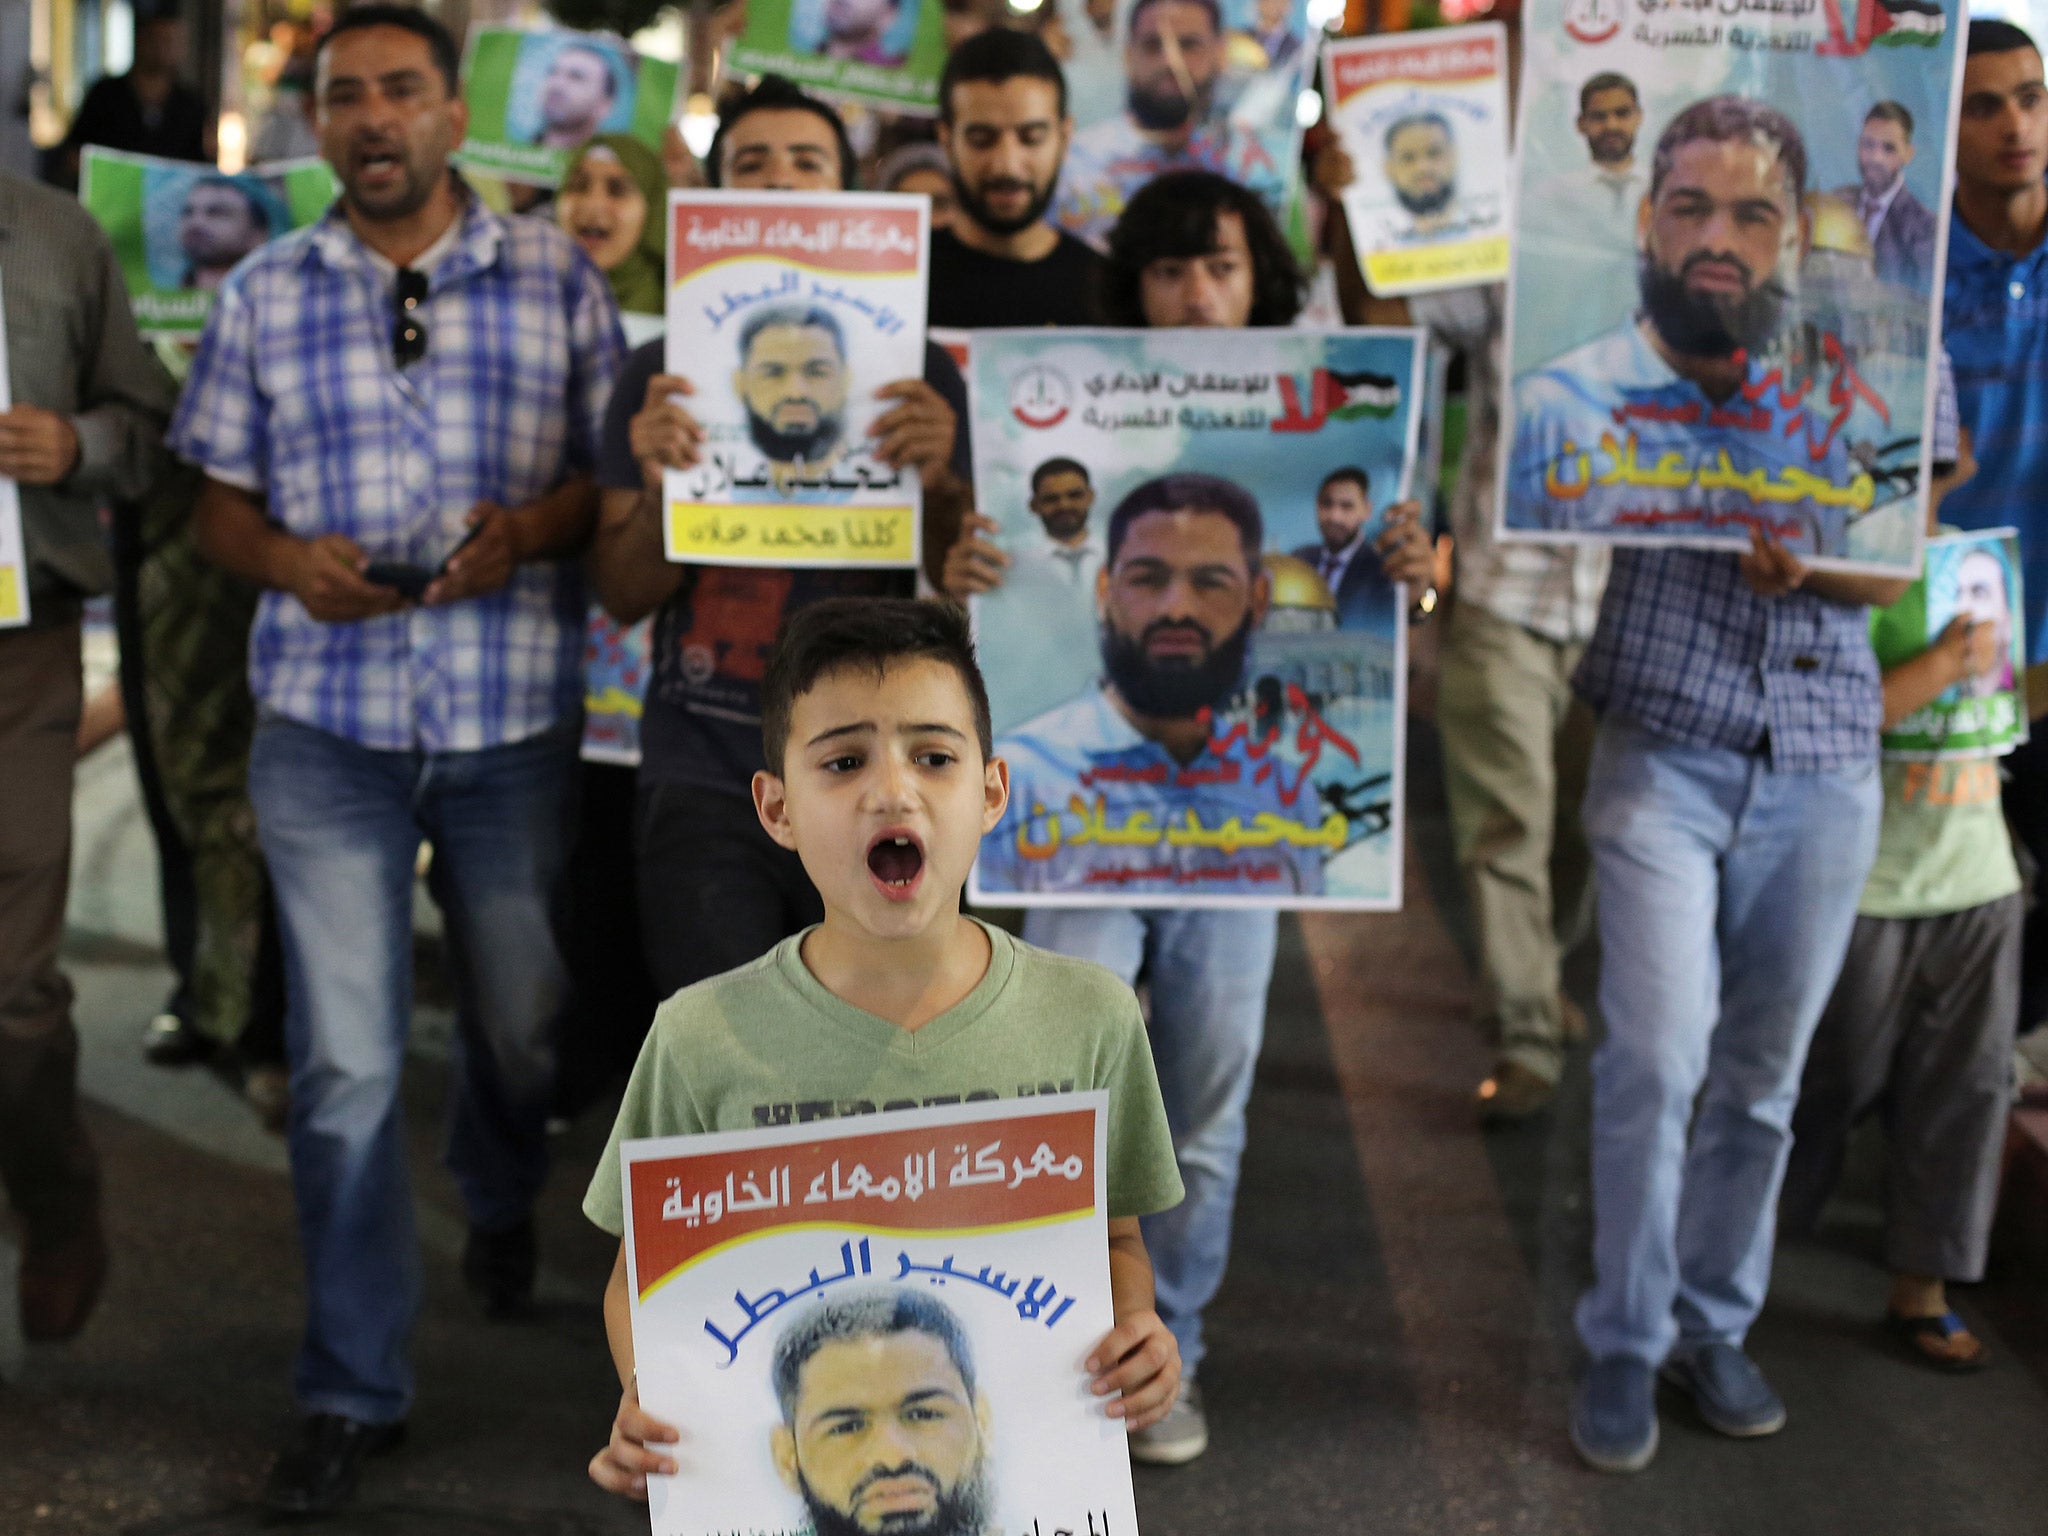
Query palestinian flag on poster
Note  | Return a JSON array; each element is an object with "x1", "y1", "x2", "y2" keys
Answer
[{"x1": 1325, "y1": 369, "x2": 1401, "y2": 420}]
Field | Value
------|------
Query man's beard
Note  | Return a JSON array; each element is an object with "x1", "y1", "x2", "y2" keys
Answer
[
  {"x1": 953, "y1": 170, "x2": 1055, "y2": 237},
  {"x1": 1129, "y1": 78, "x2": 1207, "y2": 132},
  {"x1": 748, "y1": 406, "x2": 843, "y2": 465},
  {"x1": 1037, "y1": 506, "x2": 1090, "y2": 541},
  {"x1": 1102, "y1": 612, "x2": 1255, "y2": 720},
  {"x1": 1395, "y1": 180, "x2": 1454, "y2": 217},
  {"x1": 1637, "y1": 250, "x2": 1788, "y2": 359},
  {"x1": 1589, "y1": 131, "x2": 1633, "y2": 167},
  {"x1": 798, "y1": 1459, "x2": 990, "y2": 1536}
]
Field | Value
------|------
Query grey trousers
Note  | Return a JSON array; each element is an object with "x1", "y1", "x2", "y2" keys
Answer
[{"x1": 1782, "y1": 893, "x2": 2023, "y2": 1282}]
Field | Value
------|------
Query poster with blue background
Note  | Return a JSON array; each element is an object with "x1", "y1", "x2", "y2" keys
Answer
[
  {"x1": 1499, "y1": 0, "x2": 1965, "y2": 574},
  {"x1": 968, "y1": 328, "x2": 1424, "y2": 911}
]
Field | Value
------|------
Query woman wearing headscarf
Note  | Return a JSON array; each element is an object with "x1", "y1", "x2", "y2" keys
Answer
[{"x1": 557, "y1": 132, "x2": 667, "y2": 339}]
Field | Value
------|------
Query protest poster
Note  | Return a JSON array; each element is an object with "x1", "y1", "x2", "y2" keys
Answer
[
  {"x1": 1322, "y1": 23, "x2": 1511, "y2": 297},
  {"x1": 455, "y1": 25, "x2": 678, "y2": 188},
  {"x1": 621, "y1": 1095, "x2": 1136, "y2": 1536},
  {"x1": 1872, "y1": 528, "x2": 2029, "y2": 759},
  {"x1": 1052, "y1": 0, "x2": 1313, "y2": 250},
  {"x1": 662, "y1": 190, "x2": 928, "y2": 569},
  {"x1": 582, "y1": 609, "x2": 651, "y2": 765},
  {"x1": 79, "y1": 148, "x2": 337, "y2": 338},
  {"x1": 966, "y1": 327, "x2": 1424, "y2": 910},
  {"x1": 1496, "y1": 0, "x2": 1965, "y2": 574},
  {"x1": 730, "y1": 0, "x2": 949, "y2": 116}
]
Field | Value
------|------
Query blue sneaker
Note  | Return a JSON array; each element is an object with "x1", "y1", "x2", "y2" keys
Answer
[
  {"x1": 1570, "y1": 1357, "x2": 1659, "y2": 1473},
  {"x1": 1660, "y1": 1342, "x2": 1787, "y2": 1438}
]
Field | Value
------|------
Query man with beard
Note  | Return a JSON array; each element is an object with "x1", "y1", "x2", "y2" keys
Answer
[
  {"x1": 588, "y1": 75, "x2": 970, "y2": 999},
  {"x1": 734, "y1": 304, "x2": 852, "y2": 479},
  {"x1": 770, "y1": 1290, "x2": 995, "y2": 1536},
  {"x1": 1052, "y1": 0, "x2": 1279, "y2": 250},
  {"x1": 1014, "y1": 457, "x2": 1103, "y2": 588},
  {"x1": 169, "y1": 5, "x2": 623, "y2": 1513},
  {"x1": 1350, "y1": 112, "x2": 1499, "y2": 255},
  {"x1": 929, "y1": 30, "x2": 1103, "y2": 328},
  {"x1": 1555, "y1": 102, "x2": 1913, "y2": 1479},
  {"x1": 177, "y1": 175, "x2": 275, "y2": 290},
  {"x1": 1831, "y1": 101, "x2": 1936, "y2": 290},
  {"x1": 980, "y1": 470, "x2": 1320, "y2": 896},
  {"x1": 1507, "y1": 95, "x2": 1864, "y2": 561},
  {"x1": 534, "y1": 41, "x2": 618, "y2": 150},
  {"x1": 1289, "y1": 466, "x2": 1395, "y2": 630}
]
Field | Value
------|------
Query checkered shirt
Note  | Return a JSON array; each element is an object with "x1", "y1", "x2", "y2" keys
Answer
[
  {"x1": 1574, "y1": 548, "x2": 1881, "y2": 772},
  {"x1": 169, "y1": 193, "x2": 623, "y2": 752}
]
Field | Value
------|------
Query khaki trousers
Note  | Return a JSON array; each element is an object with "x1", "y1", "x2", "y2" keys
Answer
[
  {"x1": 0, "y1": 619, "x2": 99, "y2": 1247},
  {"x1": 1436, "y1": 600, "x2": 1596, "y2": 1083}
]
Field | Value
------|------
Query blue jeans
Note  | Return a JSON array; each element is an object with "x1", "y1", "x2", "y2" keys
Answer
[
  {"x1": 249, "y1": 716, "x2": 576, "y2": 1423},
  {"x1": 1023, "y1": 907, "x2": 1277, "y2": 1373},
  {"x1": 1575, "y1": 722, "x2": 1879, "y2": 1366}
]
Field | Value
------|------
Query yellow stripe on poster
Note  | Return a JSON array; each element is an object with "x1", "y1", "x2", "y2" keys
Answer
[
  {"x1": 665, "y1": 499, "x2": 918, "y2": 566},
  {"x1": 0, "y1": 566, "x2": 23, "y2": 627},
  {"x1": 1365, "y1": 235, "x2": 1510, "y2": 293}
]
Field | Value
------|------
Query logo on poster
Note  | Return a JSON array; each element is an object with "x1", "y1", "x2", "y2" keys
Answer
[
  {"x1": 1010, "y1": 365, "x2": 1073, "y2": 429},
  {"x1": 1563, "y1": 0, "x2": 1624, "y2": 45}
]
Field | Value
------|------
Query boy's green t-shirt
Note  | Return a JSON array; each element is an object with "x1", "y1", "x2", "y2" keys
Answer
[{"x1": 583, "y1": 919, "x2": 1185, "y2": 1236}]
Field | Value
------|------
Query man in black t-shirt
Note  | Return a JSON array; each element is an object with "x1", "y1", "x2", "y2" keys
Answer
[
  {"x1": 590, "y1": 77, "x2": 971, "y2": 996},
  {"x1": 928, "y1": 30, "x2": 1103, "y2": 329},
  {"x1": 55, "y1": 10, "x2": 209, "y2": 187}
]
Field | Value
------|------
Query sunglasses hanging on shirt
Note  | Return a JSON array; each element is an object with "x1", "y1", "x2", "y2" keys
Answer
[{"x1": 393, "y1": 267, "x2": 428, "y2": 368}]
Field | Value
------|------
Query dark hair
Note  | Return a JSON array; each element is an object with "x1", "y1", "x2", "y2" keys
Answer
[
  {"x1": 1101, "y1": 170, "x2": 1302, "y2": 328},
  {"x1": 1031, "y1": 456, "x2": 1091, "y2": 494},
  {"x1": 1864, "y1": 100, "x2": 1913, "y2": 139},
  {"x1": 1650, "y1": 94, "x2": 1808, "y2": 206},
  {"x1": 1130, "y1": 0, "x2": 1221, "y2": 34},
  {"x1": 773, "y1": 1288, "x2": 977, "y2": 1427},
  {"x1": 1385, "y1": 111, "x2": 1452, "y2": 153},
  {"x1": 1105, "y1": 472, "x2": 1262, "y2": 570},
  {"x1": 761, "y1": 598, "x2": 994, "y2": 770},
  {"x1": 1578, "y1": 72, "x2": 1639, "y2": 115},
  {"x1": 738, "y1": 303, "x2": 847, "y2": 363},
  {"x1": 555, "y1": 41, "x2": 620, "y2": 102},
  {"x1": 1969, "y1": 18, "x2": 2038, "y2": 56},
  {"x1": 315, "y1": 4, "x2": 461, "y2": 96},
  {"x1": 707, "y1": 74, "x2": 858, "y2": 190},
  {"x1": 940, "y1": 27, "x2": 1067, "y2": 123},
  {"x1": 1317, "y1": 466, "x2": 1370, "y2": 502}
]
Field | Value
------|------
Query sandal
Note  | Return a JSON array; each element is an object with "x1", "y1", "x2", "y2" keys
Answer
[{"x1": 1884, "y1": 1310, "x2": 1991, "y2": 1374}]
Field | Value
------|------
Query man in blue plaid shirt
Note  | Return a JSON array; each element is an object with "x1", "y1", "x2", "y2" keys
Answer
[{"x1": 167, "y1": 6, "x2": 622, "y2": 1515}]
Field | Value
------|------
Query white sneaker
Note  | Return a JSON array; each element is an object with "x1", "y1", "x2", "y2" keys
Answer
[{"x1": 1128, "y1": 1379, "x2": 1208, "y2": 1465}]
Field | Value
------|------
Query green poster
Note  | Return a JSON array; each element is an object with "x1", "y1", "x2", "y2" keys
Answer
[
  {"x1": 79, "y1": 147, "x2": 338, "y2": 338},
  {"x1": 1872, "y1": 528, "x2": 2029, "y2": 759},
  {"x1": 454, "y1": 25, "x2": 679, "y2": 188},
  {"x1": 729, "y1": 0, "x2": 947, "y2": 116}
]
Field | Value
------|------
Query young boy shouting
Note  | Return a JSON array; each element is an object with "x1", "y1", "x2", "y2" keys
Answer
[{"x1": 584, "y1": 597, "x2": 1186, "y2": 1499}]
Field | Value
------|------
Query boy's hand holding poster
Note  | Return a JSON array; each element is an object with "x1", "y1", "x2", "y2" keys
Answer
[
  {"x1": 1874, "y1": 529, "x2": 2030, "y2": 759},
  {"x1": 967, "y1": 327, "x2": 1425, "y2": 911},
  {"x1": 455, "y1": 24, "x2": 679, "y2": 188},
  {"x1": 79, "y1": 148, "x2": 337, "y2": 337},
  {"x1": 662, "y1": 190, "x2": 929, "y2": 569},
  {"x1": 730, "y1": 0, "x2": 951, "y2": 116},
  {"x1": 1052, "y1": 0, "x2": 1313, "y2": 250},
  {"x1": 622, "y1": 1096, "x2": 1137, "y2": 1536},
  {"x1": 1498, "y1": 0, "x2": 1965, "y2": 574},
  {"x1": 1322, "y1": 24, "x2": 1512, "y2": 297}
]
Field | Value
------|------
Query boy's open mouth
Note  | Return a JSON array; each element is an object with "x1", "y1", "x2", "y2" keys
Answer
[{"x1": 866, "y1": 831, "x2": 926, "y2": 898}]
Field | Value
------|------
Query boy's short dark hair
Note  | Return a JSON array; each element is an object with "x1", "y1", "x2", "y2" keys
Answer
[
  {"x1": 761, "y1": 598, "x2": 994, "y2": 771},
  {"x1": 707, "y1": 74, "x2": 858, "y2": 189},
  {"x1": 316, "y1": 3, "x2": 461, "y2": 96},
  {"x1": 939, "y1": 28, "x2": 1068, "y2": 123}
]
